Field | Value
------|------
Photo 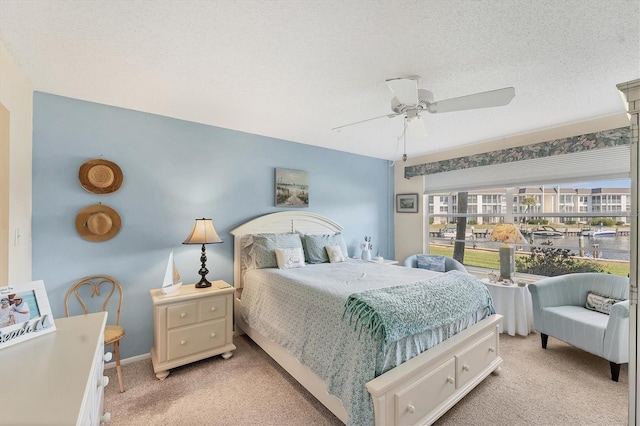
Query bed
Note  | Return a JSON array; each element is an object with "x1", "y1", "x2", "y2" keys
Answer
[{"x1": 231, "y1": 211, "x2": 502, "y2": 425}]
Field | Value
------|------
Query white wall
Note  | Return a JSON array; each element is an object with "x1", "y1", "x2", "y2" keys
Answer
[
  {"x1": 0, "y1": 40, "x2": 33, "y2": 284},
  {"x1": 394, "y1": 114, "x2": 632, "y2": 264}
]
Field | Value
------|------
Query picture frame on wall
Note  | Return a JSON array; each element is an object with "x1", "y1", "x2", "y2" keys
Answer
[
  {"x1": 396, "y1": 193, "x2": 419, "y2": 213},
  {"x1": 275, "y1": 168, "x2": 309, "y2": 208},
  {"x1": 0, "y1": 280, "x2": 56, "y2": 350}
]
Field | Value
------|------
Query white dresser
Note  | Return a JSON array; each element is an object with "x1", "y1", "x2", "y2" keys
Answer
[
  {"x1": 0, "y1": 312, "x2": 110, "y2": 425},
  {"x1": 150, "y1": 281, "x2": 235, "y2": 380}
]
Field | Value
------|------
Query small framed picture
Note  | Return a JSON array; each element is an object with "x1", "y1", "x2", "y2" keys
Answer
[
  {"x1": 396, "y1": 193, "x2": 419, "y2": 213},
  {"x1": 275, "y1": 168, "x2": 309, "y2": 208},
  {"x1": 0, "y1": 280, "x2": 56, "y2": 350}
]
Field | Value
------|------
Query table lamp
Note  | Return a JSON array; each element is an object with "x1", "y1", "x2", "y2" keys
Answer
[
  {"x1": 488, "y1": 223, "x2": 527, "y2": 282},
  {"x1": 183, "y1": 218, "x2": 222, "y2": 288}
]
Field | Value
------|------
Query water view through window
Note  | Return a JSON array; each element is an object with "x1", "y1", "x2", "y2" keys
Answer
[{"x1": 426, "y1": 179, "x2": 631, "y2": 276}]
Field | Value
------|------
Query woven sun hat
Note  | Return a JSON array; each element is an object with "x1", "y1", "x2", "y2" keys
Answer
[
  {"x1": 78, "y1": 159, "x2": 123, "y2": 194},
  {"x1": 75, "y1": 204, "x2": 122, "y2": 242}
]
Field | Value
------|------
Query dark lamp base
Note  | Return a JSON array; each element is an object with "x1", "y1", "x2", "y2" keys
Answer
[{"x1": 195, "y1": 277, "x2": 212, "y2": 288}]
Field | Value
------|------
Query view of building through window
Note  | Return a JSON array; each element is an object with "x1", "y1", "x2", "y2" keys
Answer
[{"x1": 426, "y1": 179, "x2": 631, "y2": 277}]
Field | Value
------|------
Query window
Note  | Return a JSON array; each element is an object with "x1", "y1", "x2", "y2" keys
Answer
[{"x1": 425, "y1": 180, "x2": 631, "y2": 277}]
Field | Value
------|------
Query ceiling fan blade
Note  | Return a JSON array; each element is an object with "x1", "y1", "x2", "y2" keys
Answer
[
  {"x1": 427, "y1": 87, "x2": 515, "y2": 113},
  {"x1": 331, "y1": 113, "x2": 401, "y2": 131},
  {"x1": 386, "y1": 78, "x2": 419, "y2": 106}
]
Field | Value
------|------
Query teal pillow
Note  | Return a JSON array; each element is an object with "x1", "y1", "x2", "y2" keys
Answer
[
  {"x1": 302, "y1": 233, "x2": 349, "y2": 263},
  {"x1": 416, "y1": 254, "x2": 446, "y2": 272},
  {"x1": 251, "y1": 233, "x2": 303, "y2": 269}
]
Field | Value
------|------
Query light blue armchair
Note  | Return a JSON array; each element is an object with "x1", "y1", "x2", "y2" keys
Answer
[
  {"x1": 528, "y1": 273, "x2": 630, "y2": 381},
  {"x1": 403, "y1": 254, "x2": 468, "y2": 273}
]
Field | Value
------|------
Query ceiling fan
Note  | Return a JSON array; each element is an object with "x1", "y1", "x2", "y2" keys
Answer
[{"x1": 332, "y1": 76, "x2": 516, "y2": 141}]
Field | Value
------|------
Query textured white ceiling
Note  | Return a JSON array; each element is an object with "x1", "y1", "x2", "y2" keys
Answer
[{"x1": 1, "y1": 0, "x2": 638, "y2": 160}]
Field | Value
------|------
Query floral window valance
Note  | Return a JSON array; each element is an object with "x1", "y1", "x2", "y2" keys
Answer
[{"x1": 404, "y1": 126, "x2": 630, "y2": 179}]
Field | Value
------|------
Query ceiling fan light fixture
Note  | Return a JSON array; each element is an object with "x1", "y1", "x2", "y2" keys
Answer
[{"x1": 406, "y1": 113, "x2": 427, "y2": 139}]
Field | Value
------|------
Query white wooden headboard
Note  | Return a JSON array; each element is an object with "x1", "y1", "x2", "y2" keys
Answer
[{"x1": 229, "y1": 211, "x2": 343, "y2": 289}]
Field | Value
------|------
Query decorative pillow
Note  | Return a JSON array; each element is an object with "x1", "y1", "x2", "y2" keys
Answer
[
  {"x1": 302, "y1": 233, "x2": 349, "y2": 264},
  {"x1": 241, "y1": 234, "x2": 257, "y2": 270},
  {"x1": 325, "y1": 245, "x2": 345, "y2": 263},
  {"x1": 250, "y1": 233, "x2": 303, "y2": 269},
  {"x1": 585, "y1": 292, "x2": 624, "y2": 315},
  {"x1": 274, "y1": 247, "x2": 305, "y2": 269},
  {"x1": 416, "y1": 254, "x2": 446, "y2": 272}
]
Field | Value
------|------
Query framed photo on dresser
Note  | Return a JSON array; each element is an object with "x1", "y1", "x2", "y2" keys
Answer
[{"x1": 0, "y1": 280, "x2": 56, "y2": 349}]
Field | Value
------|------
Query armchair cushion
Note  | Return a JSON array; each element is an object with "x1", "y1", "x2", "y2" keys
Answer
[
  {"x1": 403, "y1": 254, "x2": 468, "y2": 273},
  {"x1": 416, "y1": 254, "x2": 446, "y2": 272}
]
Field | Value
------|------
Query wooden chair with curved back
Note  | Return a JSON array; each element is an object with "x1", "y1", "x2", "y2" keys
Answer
[{"x1": 64, "y1": 274, "x2": 125, "y2": 392}]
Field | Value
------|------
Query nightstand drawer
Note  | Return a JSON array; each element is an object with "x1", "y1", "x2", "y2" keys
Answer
[
  {"x1": 199, "y1": 296, "x2": 226, "y2": 321},
  {"x1": 167, "y1": 302, "x2": 198, "y2": 329},
  {"x1": 167, "y1": 318, "x2": 227, "y2": 360}
]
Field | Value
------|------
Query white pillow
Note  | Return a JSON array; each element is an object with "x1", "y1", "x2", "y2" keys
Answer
[
  {"x1": 325, "y1": 245, "x2": 345, "y2": 263},
  {"x1": 274, "y1": 247, "x2": 306, "y2": 269}
]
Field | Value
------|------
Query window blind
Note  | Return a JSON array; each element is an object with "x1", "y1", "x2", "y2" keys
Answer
[{"x1": 423, "y1": 145, "x2": 631, "y2": 193}]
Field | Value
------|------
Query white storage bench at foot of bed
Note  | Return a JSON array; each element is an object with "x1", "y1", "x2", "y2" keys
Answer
[
  {"x1": 235, "y1": 292, "x2": 502, "y2": 426},
  {"x1": 365, "y1": 313, "x2": 502, "y2": 425}
]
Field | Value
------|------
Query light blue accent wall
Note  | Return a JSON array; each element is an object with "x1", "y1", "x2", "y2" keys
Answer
[{"x1": 32, "y1": 92, "x2": 395, "y2": 359}]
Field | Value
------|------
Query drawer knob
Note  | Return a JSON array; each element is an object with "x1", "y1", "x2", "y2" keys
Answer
[
  {"x1": 210, "y1": 307, "x2": 216, "y2": 312},
  {"x1": 180, "y1": 340, "x2": 187, "y2": 345},
  {"x1": 103, "y1": 352, "x2": 113, "y2": 362},
  {"x1": 101, "y1": 412, "x2": 112, "y2": 424},
  {"x1": 488, "y1": 346, "x2": 495, "y2": 353},
  {"x1": 210, "y1": 333, "x2": 216, "y2": 338},
  {"x1": 462, "y1": 364, "x2": 470, "y2": 372},
  {"x1": 97, "y1": 376, "x2": 110, "y2": 388},
  {"x1": 180, "y1": 313, "x2": 187, "y2": 318},
  {"x1": 407, "y1": 404, "x2": 415, "y2": 413},
  {"x1": 446, "y1": 376, "x2": 454, "y2": 384}
]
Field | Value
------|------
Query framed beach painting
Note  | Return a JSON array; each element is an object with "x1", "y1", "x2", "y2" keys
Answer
[
  {"x1": 0, "y1": 280, "x2": 56, "y2": 349},
  {"x1": 396, "y1": 193, "x2": 419, "y2": 213},
  {"x1": 275, "y1": 168, "x2": 309, "y2": 208}
]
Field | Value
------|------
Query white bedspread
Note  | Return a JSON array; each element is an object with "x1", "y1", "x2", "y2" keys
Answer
[{"x1": 240, "y1": 259, "x2": 492, "y2": 425}]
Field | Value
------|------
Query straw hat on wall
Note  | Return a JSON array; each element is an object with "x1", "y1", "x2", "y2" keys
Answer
[
  {"x1": 75, "y1": 204, "x2": 122, "y2": 242},
  {"x1": 78, "y1": 159, "x2": 123, "y2": 194}
]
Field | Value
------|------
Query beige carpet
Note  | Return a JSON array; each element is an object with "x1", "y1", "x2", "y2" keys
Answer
[{"x1": 105, "y1": 332, "x2": 628, "y2": 425}]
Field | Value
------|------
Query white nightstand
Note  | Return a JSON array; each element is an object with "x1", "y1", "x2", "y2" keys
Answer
[{"x1": 150, "y1": 281, "x2": 236, "y2": 380}]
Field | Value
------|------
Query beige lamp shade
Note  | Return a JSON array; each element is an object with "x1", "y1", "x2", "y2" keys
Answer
[
  {"x1": 488, "y1": 223, "x2": 527, "y2": 245},
  {"x1": 182, "y1": 218, "x2": 222, "y2": 245}
]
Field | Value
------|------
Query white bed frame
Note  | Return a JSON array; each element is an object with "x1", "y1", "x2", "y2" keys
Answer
[{"x1": 231, "y1": 211, "x2": 503, "y2": 425}]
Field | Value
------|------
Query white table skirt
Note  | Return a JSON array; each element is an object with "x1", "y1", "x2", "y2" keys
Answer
[{"x1": 482, "y1": 280, "x2": 534, "y2": 336}]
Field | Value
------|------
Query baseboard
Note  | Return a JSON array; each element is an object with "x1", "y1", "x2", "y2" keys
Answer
[{"x1": 104, "y1": 351, "x2": 150, "y2": 369}]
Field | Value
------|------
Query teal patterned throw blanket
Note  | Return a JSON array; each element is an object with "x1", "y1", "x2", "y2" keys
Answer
[{"x1": 343, "y1": 271, "x2": 494, "y2": 347}]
